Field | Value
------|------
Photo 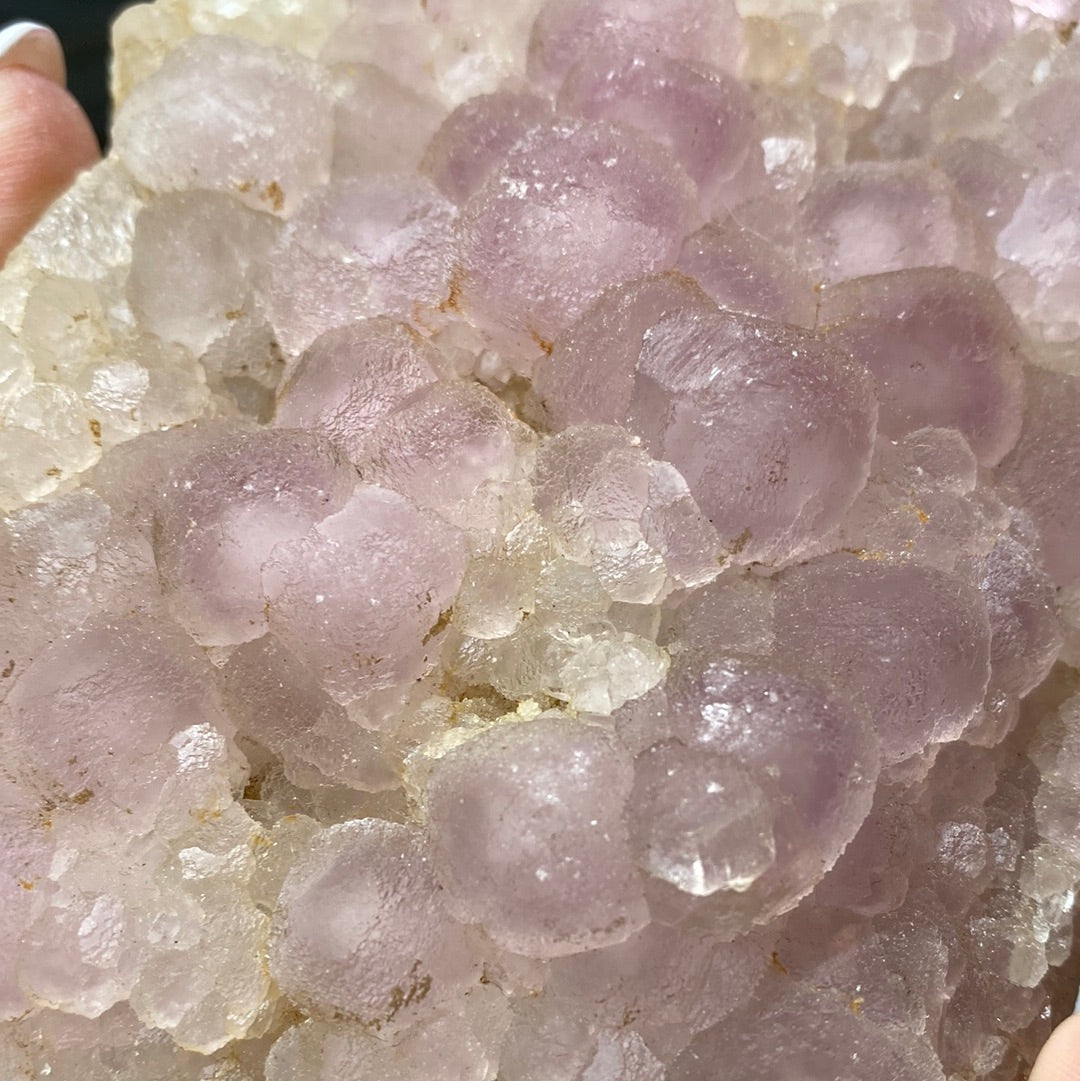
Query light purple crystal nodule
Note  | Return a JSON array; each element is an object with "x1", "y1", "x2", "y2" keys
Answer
[{"x1": 0, "y1": 0, "x2": 1078, "y2": 1077}]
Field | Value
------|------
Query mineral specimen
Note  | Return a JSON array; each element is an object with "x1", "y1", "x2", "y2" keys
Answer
[{"x1": 1, "y1": 0, "x2": 1079, "y2": 1078}]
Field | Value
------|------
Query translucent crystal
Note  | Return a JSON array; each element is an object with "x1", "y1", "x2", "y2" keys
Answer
[
  {"x1": 127, "y1": 192, "x2": 280, "y2": 355},
  {"x1": 263, "y1": 485, "x2": 467, "y2": 704},
  {"x1": 0, "y1": 0, "x2": 1077, "y2": 1076},
  {"x1": 532, "y1": 425, "x2": 721, "y2": 602},
  {"x1": 801, "y1": 161, "x2": 989, "y2": 283},
  {"x1": 422, "y1": 90, "x2": 554, "y2": 204},
  {"x1": 457, "y1": 121, "x2": 698, "y2": 352},
  {"x1": 426, "y1": 714, "x2": 647, "y2": 956},
  {"x1": 676, "y1": 219, "x2": 817, "y2": 326},
  {"x1": 557, "y1": 49, "x2": 759, "y2": 212},
  {"x1": 273, "y1": 318, "x2": 442, "y2": 458},
  {"x1": 527, "y1": 0, "x2": 742, "y2": 92},
  {"x1": 996, "y1": 368, "x2": 1080, "y2": 587},
  {"x1": 663, "y1": 653, "x2": 879, "y2": 924},
  {"x1": 263, "y1": 175, "x2": 458, "y2": 355},
  {"x1": 773, "y1": 555, "x2": 992, "y2": 765},
  {"x1": 270, "y1": 819, "x2": 470, "y2": 1025},
  {"x1": 0, "y1": 613, "x2": 234, "y2": 833},
  {"x1": 151, "y1": 424, "x2": 356, "y2": 646},
  {"x1": 627, "y1": 740, "x2": 776, "y2": 897},
  {"x1": 113, "y1": 35, "x2": 334, "y2": 217},
  {"x1": 820, "y1": 268, "x2": 1026, "y2": 466}
]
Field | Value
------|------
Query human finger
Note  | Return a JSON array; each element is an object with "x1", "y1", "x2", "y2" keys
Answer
[
  {"x1": 0, "y1": 21, "x2": 100, "y2": 263},
  {"x1": 1030, "y1": 1009, "x2": 1080, "y2": 1081}
]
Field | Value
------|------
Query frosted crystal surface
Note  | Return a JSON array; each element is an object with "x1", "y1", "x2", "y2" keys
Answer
[
  {"x1": 457, "y1": 121, "x2": 698, "y2": 351},
  {"x1": 819, "y1": 267, "x2": 1026, "y2": 466},
  {"x1": 127, "y1": 191, "x2": 280, "y2": 356},
  {"x1": 263, "y1": 175, "x2": 458, "y2": 354},
  {"x1": 540, "y1": 279, "x2": 878, "y2": 564},
  {"x1": 270, "y1": 818, "x2": 471, "y2": 1025},
  {"x1": 774, "y1": 556, "x2": 992, "y2": 765},
  {"x1": 801, "y1": 161, "x2": 989, "y2": 283},
  {"x1": 150, "y1": 424, "x2": 357, "y2": 646},
  {"x1": 1, "y1": 0, "x2": 1079, "y2": 1077},
  {"x1": 273, "y1": 317, "x2": 442, "y2": 461},
  {"x1": 556, "y1": 50, "x2": 760, "y2": 213},
  {"x1": 627, "y1": 740, "x2": 776, "y2": 898},
  {"x1": 421, "y1": 90, "x2": 554, "y2": 204},
  {"x1": 661, "y1": 653, "x2": 880, "y2": 927},
  {"x1": 676, "y1": 219, "x2": 817, "y2": 327},
  {"x1": 263, "y1": 485, "x2": 467, "y2": 704},
  {"x1": 113, "y1": 35, "x2": 334, "y2": 216},
  {"x1": 526, "y1": 0, "x2": 743, "y2": 93},
  {"x1": 426, "y1": 714, "x2": 647, "y2": 956}
]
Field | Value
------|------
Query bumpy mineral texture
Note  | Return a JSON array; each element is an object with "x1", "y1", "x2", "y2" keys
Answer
[{"x1": 1, "y1": 0, "x2": 1079, "y2": 1078}]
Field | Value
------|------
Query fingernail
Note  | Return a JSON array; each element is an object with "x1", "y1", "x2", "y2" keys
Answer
[{"x1": 0, "y1": 22, "x2": 65, "y2": 86}]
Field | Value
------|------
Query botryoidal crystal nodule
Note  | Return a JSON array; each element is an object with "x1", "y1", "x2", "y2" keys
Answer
[{"x1": 1, "y1": 0, "x2": 1079, "y2": 1078}]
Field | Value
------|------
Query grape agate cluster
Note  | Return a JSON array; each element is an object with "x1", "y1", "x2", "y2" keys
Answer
[{"x1": 2, "y1": 0, "x2": 1080, "y2": 1078}]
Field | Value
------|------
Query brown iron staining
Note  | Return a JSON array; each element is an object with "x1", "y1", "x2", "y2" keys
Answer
[
  {"x1": 440, "y1": 270, "x2": 464, "y2": 314},
  {"x1": 355, "y1": 961, "x2": 434, "y2": 1032},
  {"x1": 530, "y1": 329, "x2": 554, "y2": 356},
  {"x1": 235, "y1": 179, "x2": 285, "y2": 212},
  {"x1": 727, "y1": 527, "x2": 753, "y2": 558},
  {"x1": 422, "y1": 607, "x2": 454, "y2": 645}
]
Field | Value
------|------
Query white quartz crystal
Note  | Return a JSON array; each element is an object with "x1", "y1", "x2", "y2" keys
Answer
[{"x1": 1, "y1": 0, "x2": 1079, "y2": 1077}]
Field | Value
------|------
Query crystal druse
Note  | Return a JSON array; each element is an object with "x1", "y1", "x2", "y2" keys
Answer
[{"x1": 1, "y1": 0, "x2": 1080, "y2": 1078}]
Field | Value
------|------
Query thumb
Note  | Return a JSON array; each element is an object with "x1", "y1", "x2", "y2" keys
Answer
[
  {"x1": 0, "y1": 22, "x2": 100, "y2": 264},
  {"x1": 1031, "y1": 1012, "x2": 1080, "y2": 1081}
]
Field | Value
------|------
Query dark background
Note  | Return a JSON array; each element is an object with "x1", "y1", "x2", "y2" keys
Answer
[{"x1": 1, "y1": 1, "x2": 135, "y2": 146}]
